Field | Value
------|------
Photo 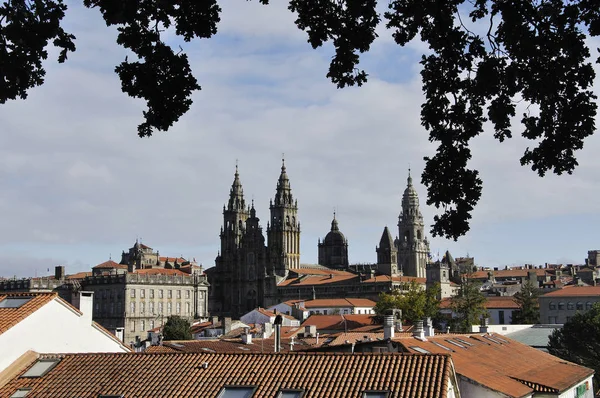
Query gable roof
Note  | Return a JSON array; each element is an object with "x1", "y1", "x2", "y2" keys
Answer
[
  {"x1": 440, "y1": 296, "x2": 521, "y2": 310},
  {"x1": 0, "y1": 352, "x2": 453, "y2": 398},
  {"x1": 0, "y1": 292, "x2": 56, "y2": 335},
  {"x1": 395, "y1": 333, "x2": 593, "y2": 397}
]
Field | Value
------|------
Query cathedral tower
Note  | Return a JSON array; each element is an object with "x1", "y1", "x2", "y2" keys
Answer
[
  {"x1": 318, "y1": 213, "x2": 349, "y2": 269},
  {"x1": 397, "y1": 170, "x2": 430, "y2": 278},
  {"x1": 220, "y1": 165, "x2": 250, "y2": 260},
  {"x1": 267, "y1": 159, "x2": 300, "y2": 273}
]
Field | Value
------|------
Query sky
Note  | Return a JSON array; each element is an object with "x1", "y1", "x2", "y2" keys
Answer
[{"x1": 1, "y1": 1, "x2": 600, "y2": 278}]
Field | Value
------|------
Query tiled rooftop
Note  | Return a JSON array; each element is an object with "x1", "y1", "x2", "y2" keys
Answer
[
  {"x1": 394, "y1": 333, "x2": 593, "y2": 397},
  {"x1": 300, "y1": 298, "x2": 376, "y2": 308},
  {"x1": 92, "y1": 260, "x2": 127, "y2": 269},
  {"x1": 540, "y1": 285, "x2": 600, "y2": 297},
  {"x1": 1, "y1": 352, "x2": 453, "y2": 398},
  {"x1": 470, "y1": 268, "x2": 548, "y2": 279},
  {"x1": 440, "y1": 296, "x2": 521, "y2": 309},
  {"x1": 0, "y1": 292, "x2": 56, "y2": 335},
  {"x1": 134, "y1": 268, "x2": 190, "y2": 276},
  {"x1": 300, "y1": 314, "x2": 379, "y2": 331}
]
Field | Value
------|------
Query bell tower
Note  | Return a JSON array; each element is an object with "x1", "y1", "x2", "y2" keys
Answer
[
  {"x1": 397, "y1": 169, "x2": 430, "y2": 278},
  {"x1": 267, "y1": 158, "x2": 300, "y2": 273}
]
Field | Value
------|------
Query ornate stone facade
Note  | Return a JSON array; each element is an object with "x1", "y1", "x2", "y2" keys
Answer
[{"x1": 207, "y1": 164, "x2": 435, "y2": 317}]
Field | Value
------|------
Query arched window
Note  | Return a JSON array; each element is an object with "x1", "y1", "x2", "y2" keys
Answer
[
  {"x1": 417, "y1": 230, "x2": 422, "y2": 240},
  {"x1": 558, "y1": 302, "x2": 565, "y2": 310},
  {"x1": 567, "y1": 302, "x2": 575, "y2": 310},
  {"x1": 549, "y1": 302, "x2": 556, "y2": 310},
  {"x1": 576, "y1": 302, "x2": 584, "y2": 311},
  {"x1": 586, "y1": 302, "x2": 593, "y2": 310}
]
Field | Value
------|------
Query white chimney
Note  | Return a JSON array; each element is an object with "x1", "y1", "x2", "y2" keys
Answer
[
  {"x1": 241, "y1": 328, "x2": 252, "y2": 345},
  {"x1": 384, "y1": 315, "x2": 395, "y2": 339},
  {"x1": 479, "y1": 317, "x2": 489, "y2": 333},
  {"x1": 73, "y1": 291, "x2": 94, "y2": 324},
  {"x1": 423, "y1": 318, "x2": 435, "y2": 337},
  {"x1": 412, "y1": 320, "x2": 425, "y2": 340}
]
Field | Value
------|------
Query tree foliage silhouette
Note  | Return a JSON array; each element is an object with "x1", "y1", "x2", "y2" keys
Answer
[{"x1": 2, "y1": 0, "x2": 599, "y2": 239}]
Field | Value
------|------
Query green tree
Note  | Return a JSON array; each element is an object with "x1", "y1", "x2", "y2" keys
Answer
[
  {"x1": 548, "y1": 303, "x2": 600, "y2": 390},
  {"x1": 162, "y1": 315, "x2": 192, "y2": 341},
  {"x1": 374, "y1": 280, "x2": 440, "y2": 324},
  {"x1": 2, "y1": 1, "x2": 599, "y2": 239},
  {"x1": 450, "y1": 273, "x2": 488, "y2": 333},
  {"x1": 511, "y1": 279, "x2": 540, "y2": 324}
]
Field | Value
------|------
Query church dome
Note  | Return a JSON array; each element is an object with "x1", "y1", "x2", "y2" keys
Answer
[{"x1": 323, "y1": 215, "x2": 346, "y2": 245}]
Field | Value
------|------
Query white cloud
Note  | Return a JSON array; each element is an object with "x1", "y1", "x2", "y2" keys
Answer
[{"x1": 0, "y1": 2, "x2": 599, "y2": 277}]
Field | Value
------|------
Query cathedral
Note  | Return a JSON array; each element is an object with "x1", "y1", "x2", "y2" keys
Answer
[{"x1": 206, "y1": 161, "x2": 434, "y2": 317}]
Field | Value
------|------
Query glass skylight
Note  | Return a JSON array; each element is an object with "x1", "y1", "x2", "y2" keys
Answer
[
  {"x1": 410, "y1": 346, "x2": 430, "y2": 354},
  {"x1": 21, "y1": 360, "x2": 60, "y2": 378},
  {"x1": 277, "y1": 389, "x2": 305, "y2": 398},
  {"x1": 0, "y1": 297, "x2": 33, "y2": 308},
  {"x1": 218, "y1": 386, "x2": 256, "y2": 398}
]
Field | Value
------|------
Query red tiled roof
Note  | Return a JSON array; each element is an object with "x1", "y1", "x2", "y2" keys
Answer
[
  {"x1": 301, "y1": 298, "x2": 376, "y2": 308},
  {"x1": 395, "y1": 333, "x2": 593, "y2": 397},
  {"x1": 93, "y1": 260, "x2": 127, "y2": 270},
  {"x1": 470, "y1": 268, "x2": 548, "y2": 279},
  {"x1": 278, "y1": 274, "x2": 357, "y2": 286},
  {"x1": 0, "y1": 352, "x2": 453, "y2": 398},
  {"x1": 0, "y1": 292, "x2": 57, "y2": 335},
  {"x1": 300, "y1": 314, "x2": 379, "y2": 331},
  {"x1": 541, "y1": 285, "x2": 600, "y2": 297},
  {"x1": 159, "y1": 256, "x2": 187, "y2": 263},
  {"x1": 66, "y1": 272, "x2": 92, "y2": 279},
  {"x1": 441, "y1": 296, "x2": 520, "y2": 310},
  {"x1": 362, "y1": 275, "x2": 427, "y2": 284}
]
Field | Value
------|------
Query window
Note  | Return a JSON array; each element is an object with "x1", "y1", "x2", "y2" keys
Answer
[
  {"x1": 10, "y1": 389, "x2": 31, "y2": 397},
  {"x1": 277, "y1": 390, "x2": 305, "y2": 398},
  {"x1": 186, "y1": 290, "x2": 190, "y2": 299},
  {"x1": 168, "y1": 290, "x2": 172, "y2": 299},
  {"x1": 167, "y1": 302, "x2": 172, "y2": 315},
  {"x1": 363, "y1": 392, "x2": 389, "y2": 398},
  {"x1": 587, "y1": 302, "x2": 593, "y2": 310},
  {"x1": 159, "y1": 290, "x2": 163, "y2": 299},
  {"x1": 499, "y1": 310, "x2": 505, "y2": 325},
  {"x1": 149, "y1": 302, "x2": 154, "y2": 314},
  {"x1": 0, "y1": 297, "x2": 33, "y2": 308},
  {"x1": 150, "y1": 289, "x2": 154, "y2": 299},
  {"x1": 186, "y1": 302, "x2": 191, "y2": 315},
  {"x1": 130, "y1": 289, "x2": 135, "y2": 298},
  {"x1": 558, "y1": 302, "x2": 565, "y2": 310},
  {"x1": 141, "y1": 320, "x2": 145, "y2": 332},
  {"x1": 549, "y1": 302, "x2": 556, "y2": 310},
  {"x1": 150, "y1": 320, "x2": 155, "y2": 330},
  {"x1": 21, "y1": 360, "x2": 60, "y2": 378},
  {"x1": 567, "y1": 302, "x2": 575, "y2": 310},
  {"x1": 158, "y1": 302, "x2": 163, "y2": 314},
  {"x1": 140, "y1": 289, "x2": 145, "y2": 298},
  {"x1": 177, "y1": 290, "x2": 181, "y2": 299},
  {"x1": 176, "y1": 302, "x2": 181, "y2": 314},
  {"x1": 140, "y1": 302, "x2": 145, "y2": 314},
  {"x1": 217, "y1": 386, "x2": 256, "y2": 398},
  {"x1": 130, "y1": 320, "x2": 136, "y2": 332},
  {"x1": 130, "y1": 302, "x2": 135, "y2": 315},
  {"x1": 577, "y1": 302, "x2": 584, "y2": 310}
]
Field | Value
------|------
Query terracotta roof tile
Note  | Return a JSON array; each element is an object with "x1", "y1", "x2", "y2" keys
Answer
[
  {"x1": 300, "y1": 314, "x2": 379, "y2": 331},
  {"x1": 0, "y1": 292, "x2": 56, "y2": 335},
  {"x1": 301, "y1": 298, "x2": 376, "y2": 308},
  {"x1": 394, "y1": 333, "x2": 593, "y2": 397},
  {"x1": 470, "y1": 268, "x2": 548, "y2": 279},
  {"x1": 93, "y1": 260, "x2": 127, "y2": 270},
  {"x1": 541, "y1": 285, "x2": 600, "y2": 297},
  {"x1": 0, "y1": 352, "x2": 452, "y2": 398}
]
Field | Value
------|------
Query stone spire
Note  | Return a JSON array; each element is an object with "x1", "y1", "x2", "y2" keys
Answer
[
  {"x1": 227, "y1": 164, "x2": 246, "y2": 211},
  {"x1": 377, "y1": 226, "x2": 399, "y2": 276},
  {"x1": 398, "y1": 168, "x2": 429, "y2": 278},
  {"x1": 274, "y1": 158, "x2": 293, "y2": 206}
]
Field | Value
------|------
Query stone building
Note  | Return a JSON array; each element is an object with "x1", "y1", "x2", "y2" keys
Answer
[
  {"x1": 207, "y1": 162, "x2": 433, "y2": 318},
  {"x1": 0, "y1": 242, "x2": 210, "y2": 344}
]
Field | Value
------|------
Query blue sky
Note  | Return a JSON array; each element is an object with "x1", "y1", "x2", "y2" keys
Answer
[{"x1": 1, "y1": 1, "x2": 600, "y2": 278}]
